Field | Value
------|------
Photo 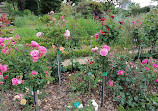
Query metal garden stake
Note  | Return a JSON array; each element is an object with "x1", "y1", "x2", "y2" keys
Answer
[
  {"x1": 33, "y1": 87, "x2": 39, "y2": 111},
  {"x1": 57, "y1": 48, "x2": 62, "y2": 92}
]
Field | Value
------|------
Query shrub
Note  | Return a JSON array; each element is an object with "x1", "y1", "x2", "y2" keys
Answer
[
  {"x1": 131, "y1": 6, "x2": 150, "y2": 16},
  {"x1": 142, "y1": 8, "x2": 158, "y2": 52},
  {"x1": 76, "y1": 1, "x2": 103, "y2": 18}
]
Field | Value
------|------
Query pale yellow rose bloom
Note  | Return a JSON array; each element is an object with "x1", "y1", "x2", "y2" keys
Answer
[{"x1": 20, "y1": 99, "x2": 26, "y2": 105}]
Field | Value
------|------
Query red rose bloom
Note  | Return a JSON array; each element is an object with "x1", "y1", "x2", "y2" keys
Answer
[
  {"x1": 100, "y1": 18, "x2": 106, "y2": 22},
  {"x1": 111, "y1": 15, "x2": 114, "y2": 19},
  {"x1": 94, "y1": 16, "x2": 97, "y2": 19},
  {"x1": 119, "y1": 21, "x2": 124, "y2": 25},
  {"x1": 101, "y1": 32, "x2": 105, "y2": 35}
]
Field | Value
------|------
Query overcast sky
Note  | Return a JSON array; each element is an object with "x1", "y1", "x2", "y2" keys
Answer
[{"x1": 131, "y1": 0, "x2": 158, "y2": 7}]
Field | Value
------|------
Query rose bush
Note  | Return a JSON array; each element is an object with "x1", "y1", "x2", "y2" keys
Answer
[
  {"x1": 0, "y1": 35, "x2": 53, "y2": 95},
  {"x1": 94, "y1": 11, "x2": 123, "y2": 45}
]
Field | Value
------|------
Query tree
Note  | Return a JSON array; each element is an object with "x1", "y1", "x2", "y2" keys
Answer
[
  {"x1": 40, "y1": 0, "x2": 62, "y2": 14},
  {"x1": 100, "y1": 0, "x2": 129, "y2": 11},
  {"x1": 128, "y1": 2, "x2": 140, "y2": 9},
  {"x1": 116, "y1": 0, "x2": 129, "y2": 7},
  {"x1": 151, "y1": 0, "x2": 158, "y2": 2}
]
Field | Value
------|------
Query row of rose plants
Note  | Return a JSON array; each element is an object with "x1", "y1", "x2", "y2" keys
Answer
[{"x1": 69, "y1": 43, "x2": 158, "y2": 109}]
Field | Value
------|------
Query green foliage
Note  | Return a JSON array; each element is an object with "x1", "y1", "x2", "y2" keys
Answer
[
  {"x1": 67, "y1": 17, "x2": 101, "y2": 38},
  {"x1": 70, "y1": 69, "x2": 100, "y2": 94},
  {"x1": 13, "y1": 14, "x2": 39, "y2": 27},
  {"x1": 39, "y1": 14, "x2": 50, "y2": 24},
  {"x1": 62, "y1": 48, "x2": 93, "y2": 59}
]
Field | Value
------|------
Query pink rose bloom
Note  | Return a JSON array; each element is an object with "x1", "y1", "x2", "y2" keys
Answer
[
  {"x1": 117, "y1": 95, "x2": 121, "y2": 99},
  {"x1": 145, "y1": 67, "x2": 149, "y2": 71},
  {"x1": 1, "y1": 65, "x2": 8, "y2": 72},
  {"x1": 139, "y1": 23, "x2": 142, "y2": 25},
  {"x1": 45, "y1": 71, "x2": 48, "y2": 74},
  {"x1": 52, "y1": 18, "x2": 56, "y2": 21},
  {"x1": 1, "y1": 49, "x2": 7, "y2": 54},
  {"x1": 0, "y1": 72, "x2": 2, "y2": 75},
  {"x1": 109, "y1": 81, "x2": 113, "y2": 86},
  {"x1": 104, "y1": 45, "x2": 110, "y2": 51},
  {"x1": 0, "y1": 82, "x2": 2, "y2": 85},
  {"x1": 12, "y1": 78, "x2": 18, "y2": 85},
  {"x1": 155, "y1": 79, "x2": 158, "y2": 83},
  {"x1": 118, "y1": 70, "x2": 125, "y2": 75},
  {"x1": 36, "y1": 32, "x2": 42, "y2": 37},
  {"x1": 64, "y1": 29, "x2": 70, "y2": 39},
  {"x1": 52, "y1": 45, "x2": 57, "y2": 49},
  {"x1": 9, "y1": 37, "x2": 13, "y2": 41},
  {"x1": 12, "y1": 42, "x2": 15, "y2": 45},
  {"x1": 94, "y1": 33, "x2": 99, "y2": 40},
  {"x1": 32, "y1": 57, "x2": 39, "y2": 62},
  {"x1": 0, "y1": 37, "x2": 5, "y2": 43},
  {"x1": 60, "y1": 16, "x2": 64, "y2": 20},
  {"x1": 0, "y1": 43, "x2": 4, "y2": 46},
  {"x1": 91, "y1": 47, "x2": 98, "y2": 52},
  {"x1": 100, "y1": 48, "x2": 108, "y2": 56},
  {"x1": 5, "y1": 47, "x2": 8, "y2": 50},
  {"x1": 142, "y1": 59, "x2": 148, "y2": 65},
  {"x1": 154, "y1": 69, "x2": 157, "y2": 72},
  {"x1": 39, "y1": 46, "x2": 47, "y2": 54},
  {"x1": 153, "y1": 64, "x2": 157, "y2": 68},
  {"x1": 30, "y1": 50, "x2": 39, "y2": 57},
  {"x1": 130, "y1": 62, "x2": 133, "y2": 66},
  {"x1": 50, "y1": 11, "x2": 54, "y2": 14},
  {"x1": 132, "y1": 22, "x2": 135, "y2": 24},
  {"x1": 17, "y1": 79, "x2": 22, "y2": 84},
  {"x1": 15, "y1": 35, "x2": 20, "y2": 39},
  {"x1": 18, "y1": 94, "x2": 24, "y2": 100},
  {"x1": 31, "y1": 41, "x2": 40, "y2": 47},
  {"x1": 31, "y1": 71, "x2": 38, "y2": 75}
]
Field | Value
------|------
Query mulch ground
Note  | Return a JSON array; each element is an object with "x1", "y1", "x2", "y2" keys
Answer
[{"x1": 0, "y1": 71, "x2": 157, "y2": 111}]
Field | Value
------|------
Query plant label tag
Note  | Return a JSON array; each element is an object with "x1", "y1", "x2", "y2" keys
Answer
[{"x1": 102, "y1": 72, "x2": 107, "y2": 76}]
